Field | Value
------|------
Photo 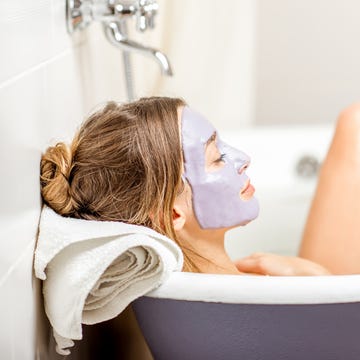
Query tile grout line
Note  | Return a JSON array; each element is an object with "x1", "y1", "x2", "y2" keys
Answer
[
  {"x1": 0, "y1": 48, "x2": 72, "y2": 91},
  {"x1": 0, "y1": 240, "x2": 36, "y2": 289}
]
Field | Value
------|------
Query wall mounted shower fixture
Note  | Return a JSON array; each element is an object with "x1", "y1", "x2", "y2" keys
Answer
[
  {"x1": 66, "y1": 0, "x2": 173, "y2": 100},
  {"x1": 66, "y1": 0, "x2": 159, "y2": 34}
]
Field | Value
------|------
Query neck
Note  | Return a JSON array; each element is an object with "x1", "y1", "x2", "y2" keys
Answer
[{"x1": 178, "y1": 228, "x2": 241, "y2": 274}]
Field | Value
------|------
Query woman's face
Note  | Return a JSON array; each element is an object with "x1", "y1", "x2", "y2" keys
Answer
[{"x1": 180, "y1": 106, "x2": 259, "y2": 229}]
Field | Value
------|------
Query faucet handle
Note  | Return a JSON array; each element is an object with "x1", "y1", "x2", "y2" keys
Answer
[{"x1": 135, "y1": 0, "x2": 158, "y2": 32}]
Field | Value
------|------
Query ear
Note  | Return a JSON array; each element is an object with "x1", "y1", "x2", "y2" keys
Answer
[{"x1": 172, "y1": 204, "x2": 186, "y2": 231}]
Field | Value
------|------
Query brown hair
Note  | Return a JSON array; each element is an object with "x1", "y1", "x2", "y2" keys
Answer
[{"x1": 40, "y1": 96, "x2": 199, "y2": 271}]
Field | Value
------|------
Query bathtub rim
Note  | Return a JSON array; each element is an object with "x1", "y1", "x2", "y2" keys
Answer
[{"x1": 144, "y1": 271, "x2": 360, "y2": 305}]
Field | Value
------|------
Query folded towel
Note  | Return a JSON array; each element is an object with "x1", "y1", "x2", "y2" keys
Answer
[{"x1": 34, "y1": 206, "x2": 183, "y2": 355}]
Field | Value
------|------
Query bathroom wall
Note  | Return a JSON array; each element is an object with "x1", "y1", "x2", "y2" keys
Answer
[
  {"x1": 129, "y1": 0, "x2": 258, "y2": 129},
  {"x1": 255, "y1": 0, "x2": 360, "y2": 125},
  {"x1": 0, "y1": 1, "x2": 126, "y2": 358},
  {"x1": 129, "y1": 0, "x2": 360, "y2": 127}
]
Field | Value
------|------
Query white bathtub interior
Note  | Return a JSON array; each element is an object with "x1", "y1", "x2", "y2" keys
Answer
[{"x1": 222, "y1": 125, "x2": 334, "y2": 259}]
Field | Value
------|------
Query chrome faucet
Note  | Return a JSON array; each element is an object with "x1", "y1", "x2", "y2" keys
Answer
[
  {"x1": 66, "y1": 0, "x2": 173, "y2": 100},
  {"x1": 104, "y1": 21, "x2": 172, "y2": 76},
  {"x1": 67, "y1": 0, "x2": 159, "y2": 34}
]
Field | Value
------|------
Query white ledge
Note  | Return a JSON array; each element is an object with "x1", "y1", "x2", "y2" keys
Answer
[{"x1": 145, "y1": 272, "x2": 360, "y2": 305}]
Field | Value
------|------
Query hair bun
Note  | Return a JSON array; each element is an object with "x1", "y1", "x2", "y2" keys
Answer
[{"x1": 40, "y1": 142, "x2": 77, "y2": 215}]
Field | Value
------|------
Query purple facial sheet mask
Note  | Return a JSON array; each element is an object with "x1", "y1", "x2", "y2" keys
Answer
[{"x1": 181, "y1": 106, "x2": 260, "y2": 229}]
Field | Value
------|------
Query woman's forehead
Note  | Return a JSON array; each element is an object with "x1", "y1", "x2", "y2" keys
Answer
[{"x1": 181, "y1": 106, "x2": 216, "y2": 144}]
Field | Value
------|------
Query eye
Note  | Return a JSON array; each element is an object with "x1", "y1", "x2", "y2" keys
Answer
[{"x1": 214, "y1": 153, "x2": 226, "y2": 163}]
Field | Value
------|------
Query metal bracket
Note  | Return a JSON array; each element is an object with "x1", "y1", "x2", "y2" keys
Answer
[{"x1": 66, "y1": 0, "x2": 158, "y2": 34}]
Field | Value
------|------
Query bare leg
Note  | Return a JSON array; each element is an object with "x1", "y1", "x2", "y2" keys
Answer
[{"x1": 299, "y1": 103, "x2": 360, "y2": 274}]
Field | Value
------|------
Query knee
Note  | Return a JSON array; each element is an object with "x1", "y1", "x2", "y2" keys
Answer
[
  {"x1": 328, "y1": 103, "x2": 360, "y2": 168},
  {"x1": 336, "y1": 103, "x2": 360, "y2": 134}
]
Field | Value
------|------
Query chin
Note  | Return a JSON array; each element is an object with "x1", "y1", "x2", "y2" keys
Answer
[
  {"x1": 234, "y1": 210, "x2": 260, "y2": 229},
  {"x1": 226, "y1": 218, "x2": 254, "y2": 231}
]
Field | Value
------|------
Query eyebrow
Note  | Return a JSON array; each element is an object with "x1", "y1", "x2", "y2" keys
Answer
[{"x1": 205, "y1": 131, "x2": 217, "y2": 148}]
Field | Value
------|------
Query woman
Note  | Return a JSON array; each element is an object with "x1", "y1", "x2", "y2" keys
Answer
[{"x1": 40, "y1": 96, "x2": 360, "y2": 275}]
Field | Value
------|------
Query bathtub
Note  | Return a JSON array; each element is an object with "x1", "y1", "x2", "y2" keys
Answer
[{"x1": 133, "y1": 124, "x2": 360, "y2": 360}]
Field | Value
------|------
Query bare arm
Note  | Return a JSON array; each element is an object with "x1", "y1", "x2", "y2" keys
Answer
[{"x1": 235, "y1": 253, "x2": 331, "y2": 276}]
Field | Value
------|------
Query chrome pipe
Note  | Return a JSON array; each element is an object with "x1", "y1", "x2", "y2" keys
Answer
[{"x1": 104, "y1": 21, "x2": 173, "y2": 76}]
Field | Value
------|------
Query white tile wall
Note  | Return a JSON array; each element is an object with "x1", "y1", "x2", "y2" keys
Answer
[
  {"x1": 0, "y1": 243, "x2": 37, "y2": 359},
  {"x1": 0, "y1": 1, "x2": 52, "y2": 84},
  {"x1": 0, "y1": 0, "x2": 126, "y2": 358}
]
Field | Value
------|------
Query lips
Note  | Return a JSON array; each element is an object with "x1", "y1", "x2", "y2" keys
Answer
[
  {"x1": 241, "y1": 180, "x2": 251, "y2": 194},
  {"x1": 239, "y1": 179, "x2": 255, "y2": 201}
]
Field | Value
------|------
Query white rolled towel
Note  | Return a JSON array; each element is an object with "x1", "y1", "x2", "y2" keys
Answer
[{"x1": 34, "y1": 206, "x2": 183, "y2": 355}]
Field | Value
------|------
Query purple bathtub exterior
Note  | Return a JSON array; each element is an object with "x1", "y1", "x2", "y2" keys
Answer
[{"x1": 133, "y1": 297, "x2": 360, "y2": 360}]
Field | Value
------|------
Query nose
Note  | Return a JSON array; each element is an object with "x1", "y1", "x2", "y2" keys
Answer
[
  {"x1": 237, "y1": 161, "x2": 250, "y2": 175},
  {"x1": 220, "y1": 142, "x2": 251, "y2": 174},
  {"x1": 226, "y1": 145, "x2": 250, "y2": 173}
]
